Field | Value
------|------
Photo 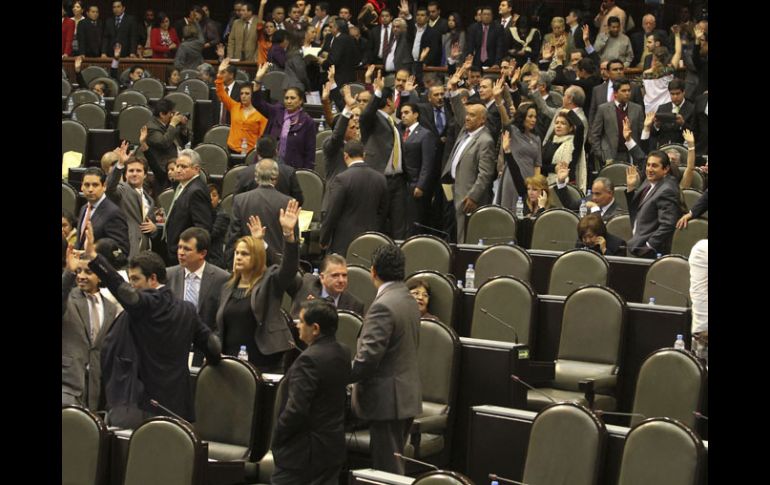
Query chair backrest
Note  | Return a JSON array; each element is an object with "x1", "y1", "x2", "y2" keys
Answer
[
  {"x1": 117, "y1": 105, "x2": 154, "y2": 145},
  {"x1": 115, "y1": 90, "x2": 149, "y2": 108},
  {"x1": 689, "y1": 170, "x2": 705, "y2": 191},
  {"x1": 464, "y1": 204, "x2": 517, "y2": 245},
  {"x1": 642, "y1": 255, "x2": 690, "y2": 306},
  {"x1": 262, "y1": 71, "x2": 287, "y2": 103},
  {"x1": 613, "y1": 185, "x2": 630, "y2": 211},
  {"x1": 470, "y1": 276, "x2": 536, "y2": 345},
  {"x1": 62, "y1": 119, "x2": 89, "y2": 157},
  {"x1": 346, "y1": 232, "x2": 395, "y2": 266},
  {"x1": 194, "y1": 357, "x2": 260, "y2": 452},
  {"x1": 163, "y1": 92, "x2": 195, "y2": 121},
  {"x1": 549, "y1": 183, "x2": 584, "y2": 209},
  {"x1": 401, "y1": 235, "x2": 453, "y2": 276},
  {"x1": 90, "y1": 77, "x2": 119, "y2": 98},
  {"x1": 316, "y1": 129, "x2": 332, "y2": 148},
  {"x1": 412, "y1": 471, "x2": 474, "y2": 485},
  {"x1": 295, "y1": 169, "x2": 325, "y2": 213},
  {"x1": 177, "y1": 78, "x2": 210, "y2": 101},
  {"x1": 132, "y1": 78, "x2": 166, "y2": 99},
  {"x1": 62, "y1": 183, "x2": 78, "y2": 214},
  {"x1": 194, "y1": 143, "x2": 230, "y2": 177},
  {"x1": 548, "y1": 248, "x2": 610, "y2": 296},
  {"x1": 157, "y1": 188, "x2": 175, "y2": 214},
  {"x1": 556, "y1": 286, "x2": 625, "y2": 391},
  {"x1": 203, "y1": 124, "x2": 231, "y2": 151},
  {"x1": 180, "y1": 69, "x2": 200, "y2": 81},
  {"x1": 235, "y1": 69, "x2": 250, "y2": 82},
  {"x1": 681, "y1": 189, "x2": 702, "y2": 212},
  {"x1": 617, "y1": 418, "x2": 705, "y2": 485},
  {"x1": 599, "y1": 162, "x2": 636, "y2": 188},
  {"x1": 222, "y1": 164, "x2": 248, "y2": 198},
  {"x1": 81, "y1": 65, "x2": 110, "y2": 86},
  {"x1": 63, "y1": 67, "x2": 68, "y2": 79},
  {"x1": 475, "y1": 243, "x2": 532, "y2": 285},
  {"x1": 531, "y1": 208, "x2": 580, "y2": 251},
  {"x1": 62, "y1": 405, "x2": 110, "y2": 485},
  {"x1": 123, "y1": 417, "x2": 204, "y2": 485},
  {"x1": 72, "y1": 102, "x2": 107, "y2": 130},
  {"x1": 346, "y1": 83, "x2": 366, "y2": 97},
  {"x1": 220, "y1": 193, "x2": 234, "y2": 216},
  {"x1": 606, "y1": 213, "x2": 633, "y2": 243},
  {"x1": 418, "y1": 319, "x2": 461, "y2": 408},
  {"x1": 62, "y1": 78, "x2": 72, "y2": 97},
  {"x1": 630, "y1": 349, "x2": 706, "y2": 429},
  {"x1": 406, "y1": 271, "x2": 457, "y2": 328},
  {"x1": 314, "y1": 149, "x2": 326, "y2": 179},
  {"x1": 522, "y1": 402, "x2": 607, "y2": 485},
  {"x1": 671, "y1": 219, "x2": 708, "y2": 257},
  {"x1": 345, "y1": 264, "x2": 377, "y2": 313},
  {"x1": 658, "y1": 143, "x2": 688, "y2": 170},
  {"x1": 337, "y1": 310, "x2": 363, "y2": 359},
  {"x1": 69, "y1": 89, "x2": 101, "y2": 108},
  {"x1": 244, "y1": 147, "x2": 259, "y2": 166}
]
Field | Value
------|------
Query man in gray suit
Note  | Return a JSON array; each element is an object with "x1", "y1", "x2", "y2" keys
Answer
[
  {"x1": 62, "y1": 250, "x2": 118, "y2": 409},
  {"x1": 287, "y1": 254, "x2": 364, "y2": 318},
  {"x1": 440, "y1": 102, "x2": 497, "y2": 242},
  {"x1": 350, "y1": 245, "x2": 422, "y2": 474},
  {"x1": 588, "y1": 59, "x2": 644, "y2": 126},
  {"x1": 588, "y1": 78, "x2": 644, "y2": 167}
]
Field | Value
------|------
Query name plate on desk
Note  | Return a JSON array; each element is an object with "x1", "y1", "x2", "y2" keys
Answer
[{"x1": 350, "y1": 469, "x2": 415, "y2": 485}]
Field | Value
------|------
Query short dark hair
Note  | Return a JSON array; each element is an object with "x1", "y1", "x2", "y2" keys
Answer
[
  {"x1": 407, "y1": 278, "x2": 431, "y2": 296},
  {"x1": 179, "y1": 227, "x2": 211, "y2": 252},
  {"x1": 427, "y1": 1, "x2": 440, "y2": 9},
  {"x1": 300, "y1": 300, "x2": 338, "y2": 336},
  {"x1": 272, "y1": 29, "x2": 288, "y2": 44},
  {"x1": 371, "y1": 245, "x2": 405, "y2": 282},
  {"x1": 668, "y1": 78, "x2": 686, "y2": 92},
  {"x1": 155, "y1": 98, "x2": 175, "y2": 116},
  {"x1": 333, "y1": 17, "x2": 348, "y2": 33},
  {"x1": 224, "y1": 64, "x2": 238, "y2": 75},
  {"x1": 568, "y1": 9, "x2": 582, "y2": 22},
  {"x1": 607, "y1": 58, "x2": 624, "y2": 71},
  {"x1": 469, "y1": 66, "x2": 483, "y2": 75},
  {"x1": 95, "y1": 238, "x2": 128, "y2": 270},
  {"x1": 242, "y1": 2, "x2": 255, "y2": 14},
  {"x1": 607, "y1": 16, "x2": 621, "y2": 26},
  {"x1": 647, "y1": 150, "x2": 671, "y2": 169},
  {"x1": 125, "y1": 156, "x2": 147, "y2": 172},
  {"x1": 577, "y1": 213, "x2": 608, "y2": 238},
  {"x1": 257, "y1": 135, "x2": 277, "y2": 158},
  {"x1": 343, "y1": 139, "x2": 365, "y2": 158},
  {"x1": 577, "y1": 57, "x2": 596, "y2": 75},
  {"x1": 320, "y1": 253, "x2": 347, "y2": 272},
  {"x1": 612, "y1": 78, "x2": 631, "y2": 92},
  {"x1": 317, "y1": 1, "x2": 330, "y2": 13},
  {"x1": 400, "y1": 102, "x2": 420, "y2": 119},
  {"x1": 83, "y1": 167, "x2": 106, "y2": 183},
  {"x1": 93, "y1": 80, "x2": 109, "y2": 96},
  {"x1": 129, "y1": 251, "x2": 167, "y2": 284},
  {"x1": 129, "y1": 65, "x2": 144, "y2": 76},
  {"x1": 62, "y1": 209, "x2": 77, "y2": 229}
]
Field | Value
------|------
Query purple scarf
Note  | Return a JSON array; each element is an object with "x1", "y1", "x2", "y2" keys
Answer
[{"x1": 278, "y1": 109, "x2": 301, "y2": 160}]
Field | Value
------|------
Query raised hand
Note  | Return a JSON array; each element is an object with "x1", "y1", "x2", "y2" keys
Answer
[
  {"x1": 450, "y1": 42, "x2": 461, "y2": 59},
  {"x1": 113, "y1": 43, "x2": 122, "y2": 59},
  {"x1": 537, "y1": 190, "x2": 548, "y2": 209},
  {"x1": 644, "y1": 110, "x2": 656, "y2": 130},
  {"x1": 671, "y1": 24, "x2": 681, "y2": 35},
  {"x1": 74, "y1": 55, "x2": 83, "y2": 71},
  {"x1": 399, "y1": 0, "x2": 409, "y2": 16},
  {"x1": 279, "y1": 199, "x2": 301, "y2": 241},
  {"x1": 365, "y1": 64, "x2": 376, "y2": 83},
  {"x1": 84, "y1": 222, "x2": 97, "y2": 260},
  {"x1": 582, "y1": 24, "x2": 591, "y2": 44},
  {"x1": 556, "y1": 161, "x2": 569, "y2": 183},
  {"x1": 66, "y1": 245, "x2": 81, "y2": 273},
  {"x1": 256, "y1": 62, "x2": 271, "y2": 81},
  {"x1": 541, "y1": 42, "x2": 554, "y2": 59},
  {"x1": 622, "y1": 117, "x2": 632, "y2": 141},
  {"x1": 216, "y1": 43, "x2": 225, "y2": 58},
  {"x1": 404, "y1": 75, "x2": 417, "y2": 93},
  {"x1": 322, "y1": 81, "x2": 332, "y2": 101},
  {"x1": 462, "y1": 54, "x2": 474, "y2": 71},
  {"x1": 493, "y1": 76, "x2": 506, "y2": 99},
  {"x1": 114, "y1": 140, "x2": 130, "y2": 164},
  {"x1": 511, "y1": 66, "x2": 522, "y2": 84},
  {"x1": 327, "y1": 64, "x2": 336, "y2": 84},
  {"x1": 501, "y1": 130, "x2": 511, "y2": 153},
  {"x1": 247, "y1": 215, "x2": 266, "y2": 239},
  {"x1": 373, "y1": 69, "x2": 384, "y2": 92},
  {"x1": 342, "y1": 84, "x2": 356, "y2": 107},
  {"x1": 682, "y1": 128, "x2": 695, "y2": 146},
  {"x1": 218, "y1": 57, "x2": 230, "y2": 73},
  {"x1": 626, "y1": 165, "x2": 640, "y2": 191}
]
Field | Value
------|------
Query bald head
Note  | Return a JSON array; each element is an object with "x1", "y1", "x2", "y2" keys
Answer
[
  {"x1": 464, "y1": 104, "x2": 487, "y2": 131},
  {"x1": 255, "y1": 158, "x2": 279, "y2": 185}
]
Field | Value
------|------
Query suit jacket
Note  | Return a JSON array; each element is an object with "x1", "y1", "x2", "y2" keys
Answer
[
  {"x1": 234, "y1": 161, "x2": 304, "y2": 205},
  {"x1": 90, "y1": 254, "x2": 220, "y2": 422},
  {"x1": 76, "y1": 196, "x2": 130, "y2": 255},
  {"x1": 227, "y1": 18, "x2": 259, "y2": 61},
  {"x1": 320, "y1": 163, "x2": 389, "y2": 256},
  {"x1": 465, "y1": 22, "x2": 505, "y2": 67},
  {"x1": 166, "y1": 263, "x2": 230, "y2": 331},
  {"x1": 252, "y1": 91, "x2": 317, "y2": 169},
  {"x1": 653, "y1": 100, "x2": 695, "y2": 147},
  {"x1": 415, "y1": 25, "x2": 442, "y2": 66},
  {"x1": 145, "y1": 116, "x2": 190, "y2": 188},
  {"x1": 625, "y1": 176, "x2": 682, "y2": 256},
  {"x1": 589, "y1": 81, "x2": 645, "y2": 125},
  {"x1": 429, "y1": 17, "x2": 449, "y2": 36},
  {"x1": 215, "y1": 241, "x2": 299, "y2": 356},
  {"x1": 102, "y1": 14, "x2": 140, "y2": 58},
  {"x1": 359, "y1": 95, "x2": 397, "y2": 173},
  {"x1": 165, "y1": 176, "x2": 213, "y2": 261},
  {"x1": 77, "y1": 18, "x2": 104, "y2": 57},
  {"x1": 350, "y1": 282, "x2": 422, "y2": 421},
  {"x1": 690, "y1": 189, "x2": 708, "y2": 219},
  {"x1": 588, "y1": 101, "x2": 645, "y2": 163},
  {"x1": 105, "y1": 166, "x2": 156, "y2": 259},
  {"x1": 62, "y1": 17, "x2": 75, "y2": 56},
  {"x1": 272, "y1": 335, "x2": 351, "y2": 472},
  {"x1": 389, "y1": 31, "x2": 414, "y2": 73},
  {"x1": 322, "y1": 113, "x2": 351, "y2": 187},
  {"x1": 322, "y1": 33, "x2": 360, "y2": 86},
  {"x1": 62, "y1": 273, "x2": 118, "y2": 410},
  {"x1": 369, "y1": 24, "x2": 393, "y2": 64},
  {"x1": 287, "y1": 274, "x2": 365, "y2": 318},
  {"x1": 400, "y1": 123, "x2": 437, "y2": 194},
  {"x1": 226, "y1": 185, "x2": 295, "y2": 264}
]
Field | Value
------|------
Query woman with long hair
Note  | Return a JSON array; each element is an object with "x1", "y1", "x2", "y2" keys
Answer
[
  {"x1": 215, "y1": 58, "x2": 268, "y2": 153},
  {"x1": 501, "y1": 130, "x2": 551, "y2": 218},
  {"x1": 442, "y1": 12, "x2": 466, "y2": 67},
  {"x1": 150, "y1": 12, "x2": 180, "y2": 59},
  {"x1": 542, "y1": 109, "x2": 586, "y2": 192},
  {"x1": 70, "y1": 1, "x2": 86, "y2": 56},
  {"x1": 499, "y1": 102, "x2": 542, "y2": 209}
]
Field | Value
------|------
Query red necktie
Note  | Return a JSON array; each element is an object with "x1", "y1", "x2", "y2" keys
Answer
[
  {"x1": 394, "y1": 91, "x2": 401, "y2": 110},
  {"x1": 481, "y1": 25, "x2": 489, "y2": 63},
  {"x1": 403, "y1": 127, "x2": 410, "y2": 142}
]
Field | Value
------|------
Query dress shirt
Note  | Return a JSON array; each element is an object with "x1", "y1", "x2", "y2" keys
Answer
[
  {"x1": 320, "y1": 286, "x2": 341, "y2": 307},
  {"x1": 375, "y1": 281, "x2": 396, "y2": 298},
  {"x1": 85, "y1": 291, "x2": 104, "y2": 340},
  {"x1": 450, "y1": 125, "x2": 484, "y2": 179},
  {"x1": 385, "y1": 38, "x2": 397, "y2": 72},
  {"x1": 413, "y1": 25, "x2": 427, "y2": 61}
]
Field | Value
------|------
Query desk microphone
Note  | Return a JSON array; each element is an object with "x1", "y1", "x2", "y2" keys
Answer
[
  {"x1": 481, "y1": 308, "x2": 519, "y2": 344},
  {"x1": 510, "y1": 375, "x2": 555, "y2": 404},
  {"x1": 594, "y1": 410, "x2": 647, "y2": 420},
  {"x1": 150, "y1": 399, "x2": 188, "y2": 423},
  {"x1": 478, "y1": 235, "x2": 517, "y2": 244},
  {"x1": 412, "y1": 222, "x2": 450, "y2": 240},
  {"x1": 350, "y1": 252, "x2": 371, "y2": 265},
  {"x1": 489, "y1": 473, "x2": 531, "y2": 485},
  {"x1": 693, "y1": 411, "x2": 709, "y2": 421},
  {"x1": 393, "y1": 453, "x2": 439, "y2": 471},
  {"x1": 649, "y1": 280, "x2": 691, "y2": 306}
]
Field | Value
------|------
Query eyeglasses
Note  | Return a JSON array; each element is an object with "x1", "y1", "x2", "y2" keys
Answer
[{"x1": 410, "y1": 290, "x2": 429, "y2": 298}]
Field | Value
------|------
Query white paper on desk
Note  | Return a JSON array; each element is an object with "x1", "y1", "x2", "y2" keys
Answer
[
  {"x1": 62, "y1": 151, "x2": 82, "y2": 179},
  {"x1": 299, "y1": 210, "x2": 313, "y2": 232},
  {"x1": 305, "y1": 91, "x2": 321, "y2": 105},
  {"x1": 442, "y1": 184, "x2": 454, "y2": 202},
  {"x1": 303, "y1": 47, "x2": 322, "y2": 58}
]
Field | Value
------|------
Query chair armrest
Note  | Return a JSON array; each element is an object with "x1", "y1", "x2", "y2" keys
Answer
[
  {"x1": 410, "y1": 414, "x2": 448, "y2": 435},
  {"x1": 256, "y1": 450, "x2": 274, "y2": 484},
  {"x1": 579, "y1": 374, "x2": 618, "y2": 409},
  {"x1": 526, "y1": 360, "x2": 556, "y2": 385}
]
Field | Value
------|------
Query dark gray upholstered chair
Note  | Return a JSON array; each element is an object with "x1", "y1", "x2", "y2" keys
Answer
[
  {"x1": 689, "y1": 171, "x2": 705, "y2": 191},
  {"x1": 599, "y1": 162, "x2": 636, "y2": 187},
  {"x1": 682, "y1": 189, "x2": 703, "y2": 213},
  {"x1": 62, "y1": 183, "x2": 78, "y2": 215},
  {"x1": 180, "y1": 69, "x2": 199, "y2": 81},
  {"x1": 470, "y1": 276, "x2": 536, "y2": 345},
  {"x1": 316, "y1": 129, "x2": 332, "y2": 148},
  {"x1": 163, "y1": 92, "x2": 195, "y2": 125},
  {"x1": 117, "y1": 105, "x2": 154, "y2": 145},
  {"x1": 642, "y1": 255, "x2": 691, "y2": 306},
  {"x1": 63, "y1": 67, "x2": 68, "y2": 79},
  {"x1": 203, "y1": 124, "x2": 231, "y2": 151},
  {"x1": 671, "y1": 220, "x2": 707, "y2": 257},
  {"x1": 527, "y1": 285, "x2": 626, "y2": 412},
  {"x1": 346, "y1": 264, "x2": 378, "y2": 313},
  {"x1": 62, "y1": 405, "x2": 110, "y2": 485},
  {"x1": 262, "y1": 71, "x2": 287, "y2": 103},
  {"x1": 222, "y1": 164, "x2": 247, "y2": 198},
  {"x1": 613, "y1": 185, "x2": 629, "y2": 211},
  {"x1": 62, "y1": 119, "x2": 89, "y2": 158},
  {"x1": 177, "y1": 78, "x2": 209, "y2": 101},
  {"x1": 245, "y1": 148, "x2": 259, "y2": 166},
  {"x1": 522, "y1": 402, "x2": 607, "y2": 485},
  {"x1": 313, "y1": 149, "x2": 326, "y2": 179},
  {"x1": 617, "y1": 418, "x2": 705, "y2": 485},
  {"x1": 220, "y1": 193, "x2": 234, "y2": 216},
  {"x1": 549, "y1": 183, "x2": 584, "y2": 209},
  {"x1": 123, "y1": 417, "x2": 205, "y2": 485},
  {"x1": 630, "y1": 349, "x2": 707, "y2": 429},
  {"x1": 81, "y1": 65, "x2": 109, "y2": 86},
  {"x1": 406, "y1": 271, "x2": 458, "y2": 329},
  {"x1": 72, "y1": 102, "x2": 107, "y2": 130},
  {"x1": 193, "y1": 357, "x2": 261, "y2": 462},
  {"x1": 63, "y1": 78, "x2": 72, "y2": 97},
  {"x1": 402, "y1": 235, "x2": 453, "y2": 276},
  {"x1": 132, "y1": 78, "x2": 166, "y2": 100},
  {"x1": 548, "y1": 248, "x2": 610, "y2": 296},
  {"x1": 115, "y1": 90, "x2": 149, "y2": 108},
  {"x1": 606, "y1": 213, "x2": 633, "y2": 243},
  {"x1": 194, "y1": 143, "x2": 230, "y2": 178},
  {"x1": 412, "y1": 470, "x2": 474, "y2": 484},
  {"x1": 346, "y1": 232, "x2": 395, "y2": 266},
  {"x1": 69, "y1": 89, "x2": 100, "y2": 108},
  {"x1": 295, "y1": 169, "x2": 325, "y2": 215},
  {"x1": 89, "y1": 77, "x2": 119, "y2": 98},
  {"x1": 235, "y1": 69, "x2": 250, "y2": 82},
  {"x1": 157, "y1": 188, "x2": 175, "y2": 214},
  {"x1": 464, "y1": 205, "x2": 517, "y2": 245},
  {"x1": 254, "y1": 379, "x2": 288, "y2": 484},
  {"x1": 337, "y1": 310, "x2": 363, "y2": 359},
  {"x1": 530, "y1": 208, "x2": 580, "y2": 251},
  {"x1": 474, "y1": 243, "x2": 532, "y2": 286}
]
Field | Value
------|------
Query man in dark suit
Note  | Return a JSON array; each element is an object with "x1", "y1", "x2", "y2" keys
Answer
[
  {"x1": 555, "y1": 165, "x2": 623, "y2": 221},
  {"x1": 566, "y1": 9, "x2": 585, "y2": 51},
  {"x1": 214, "y1": 64, "x2": 243, "y2": 125},
  {"x1": 588, "y1": 59, "x2": 644, "y2": 125},
  {"x1": 464, "y1": 7, "x2": 505, "y2": 68},
  {"x1": 287, "y1": 254, "x2": 365, "y2": 318},
  {"x1": 409, "y1": 7, "x2": 442, "y2": 67},
  {"x1": 321, "y1": 100, "x2": 360, "y2": 188},
  {"x1": 588, "y1": 78, "x2": 645, "y2": 166},
  {"x1": 321, "y1": 19, "x2": 360, "y2": 87},
  {"x1": 77, "y1": 4, "x2": 104, "y2": 57},
  {"x1": 399, "y1": 103, "x2": 437, "y2": 235},
  {"x1": 272, "y1": 301, "x2": 351, "y2": 485},
  {"x1": 163, "y1": 150, "x2": 213, "y2": 264},
  {"x1": 77, "y1": 168, "x2": 130, "y2": 255},
  {"x1": 652, "y1": 79, "x2": 695, "y2": 147},
  {"x1": 62, "y1": 252, "x2": 118, "y2": 410},
  {"x1": 384, "y1": 18, "x2": 414, "y2": 74},
  {"x1": 101, "y1": 0, "x2": 140, "y2": 58},
  {"x1": 349, "y1": 25, "x2": 370, "y2": 65},
  {"x1": 350, "y1": 245, "x2": 422, "y2": 474},
  {"x1": 234, "y1": 136, "x2": 304, "y2": 204},
  {"x1": 368, "y1": 8, "x2": 394, "y2": 65},
  {"x1": 320, "y1": 141, "x2": 388, "y2": 256},
  {"x1": 145, "y1": 98, "x2": 190, "y2": 190},
  {"x1": 624, "y1": 152, "x2": 682, "y2": 257},
  {"x1": 426, "y1": 2, "x2": 449, "y2": 35}
]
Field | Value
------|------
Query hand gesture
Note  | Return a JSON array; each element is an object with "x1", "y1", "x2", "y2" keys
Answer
[
  {"x1": 139, "y1": 125, "x2": 148, "y2": 147},
  {"x1": 595, "y1": 236, "x2": 607, "y2": 254},
  {"x1": 541, "y1": 42, "x2": 554, "y2": 59},
  {"x1": 303, "y1": 4, "x2": 311, "y2": 17},
  {"x1": 247, "y1": 215, "x2": 266, "y2": 239},
  {"x1": 555, "y1": 46, "x2": 566, "y2": 61},
  {"x1": 493, "y1": 76, "x2": 506, "y2": 99},
  {"x1": 420, "y1": 46, "x2": 431, "y2": 62},
  {"x1": 694, "y1": 26, "x2": 705, "y2": 41},
  {"x1": 644, "y1": 110, "x2": 656, "y2": 130},
  {"x1": 537, "y1": 189, "x2": 548, "y2": 209},
  {"x1": 556, "y1": 161, "x2": 569, "y2": 183},
  {"x1": 342, "y1": 84, "x2": 356, "y2": 107},
  {"x1": 683, "y1": 129, "x2": 695, "y2": 146},
  {"x1": 260, "y1": 0, "x2": 268, "y2": 6},
  {"x1": 622, "y1": 117, "x2": 632, "y2": 141},
  {"x1": 403, "y1": 75, "x2": 416, "y2": 93},
  {"x1": 582, "y1": 24, "x2": 591, "y2": 44},
  {"x1": 365, "y1": 64, "x2": 376, "y2": 83},
  {"x1": 322, "y1": 81, "x2": 332, "y2": 101},
  {"x1": 527, "y1": 74, "x2": 539, "y2": 92},
  {"x1": 626, "y1": 165, "x2": 640, "y2": 190},
  {"x1": 218, "y1": 57, "x2": 230, "y2": 73},
  {"x1": 450, "y1": 42, "x2": 461, "y2": 60},
  {"x1": 113, "y1": 43, "x2": 122, "y2": 59},
  {"x1": 327, "y1": 64, "x2": 336, "y2": 84},
  {"x1": 462, "y1": 54, "x2": 474, "y2": 71},
  {"x1": 676, "y1": 212, "x2": 692, "y2": 229},
  {"x1": 448, "y1": 69, "x2": 462, "y2": 90},
  {"x1": 279, "y1": 199, "x2": 301, "y2": 240},
  {"x1": 216, "y1": 43, "x2": 225, "y2": 58},
  {"x1": 373, "y1": 69, "x2": 385, "y2": 92},
  {"x1": 501, "y1": 129, "x2": 511, "y2": 153},
  {"x1": 84, "y1": 222, "x2": 97, "y2": 260},
  {"x1": 399, "y1": 0, "x2": 410, "y2": 16},
  {"x1": 256, "y1": 62, "x2": 271, "y2": 81},
  {"x1": 66, "y1": 245, "x2": 81, "y2": 273},
  {"x1": 511, "y1": 66, "x2": 522, "y2": 84},
  {"x1": 114, "y1": 140, "x2": 130, "y2": 164},
  {"x1": 74, "y1": 55, "x2": 83, "y2": 72},
  {"x1": 671, "y1": 24, "x2": 681, "y2": 35}
]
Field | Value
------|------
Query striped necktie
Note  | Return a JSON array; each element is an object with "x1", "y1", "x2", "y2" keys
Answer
[{"x1": 184, "y1": 272, "x2": 200, "y2": 308}]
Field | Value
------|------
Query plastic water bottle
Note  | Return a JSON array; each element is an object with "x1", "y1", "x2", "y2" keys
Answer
[
  {"x1": 491, "y1": 481, "x2": 499, "y2": 485},
  {"x1": 71, "y1": 110, "x2": 78, "y2": 121},
  {"x1": 121, "y1": 101, "x2": 128, "y2": 110},
  {"x1": 465, "y1": 264, "x2": 475, "y2": 289},
  {"x1": 318, "y1": 120, "x2": 326, "y2": 132},
  {"x1": 674, "y1": 334, "x2": 685, "y2": 350},
  {"x1": 241, "y1": 138, "x2": 248, "y2": 154},
  {"x1": 456, "y1": 280, "x2": 463, "y2": 290},
  {"x1": 237, "y1": 345, "x2": 249, "y2": 361},
  {"x1": 648, "y1": 297, "x2": 656, "y2": 305},
  {"x1": 98, "y1": 96, "x2": 105, "y2": 108},
  {"x1": 579, "y1": 198, "x2": 587, "y2": 218},
  {"x1": 66, "y1": 96, "x2": 74, "y2": 112},
  {"x1": 331, "y1": 102, "x2": 338, "y2": 114},
  {"x1": 515, "y1": 196, "x2": 524, "y2": 218},
  {"x1": 312, "y1": 268, "x2": 320, "y2": 277},
  {"x1": 184, "y1": 140, "x2": 192, "y2": 150},
  {"x1": 478, "y1": 239, "x2": 484, "y2": 246},
  {"x1": 184, "y1": 84, "x2": 190, "y2": 95}
]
